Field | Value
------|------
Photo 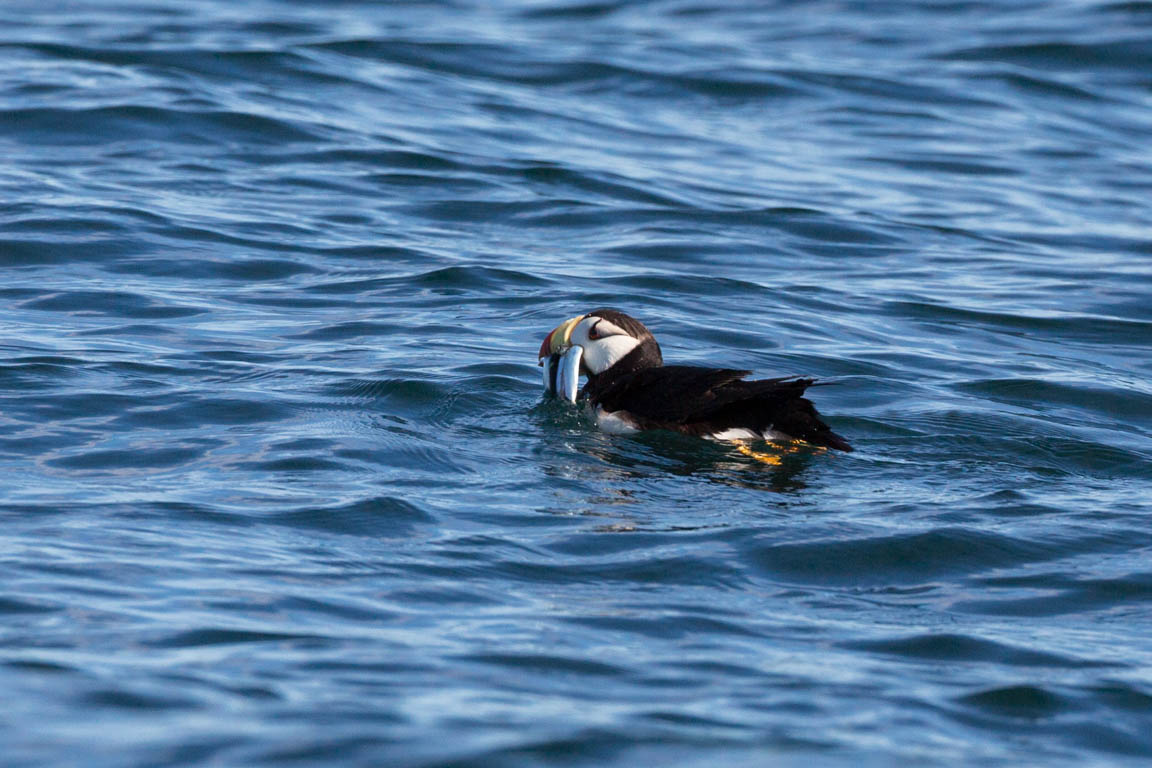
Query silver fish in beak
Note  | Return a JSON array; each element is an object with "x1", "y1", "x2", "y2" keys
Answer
[
  {"x1": 555, "y1": 345, "x2": 582, "y2": 403},
  {"x1": 538, "y1": 315, "x2": 585, "y2": 403},
  {"x1": 541, "y1": 353, "x2": 559, "y2": 393}
]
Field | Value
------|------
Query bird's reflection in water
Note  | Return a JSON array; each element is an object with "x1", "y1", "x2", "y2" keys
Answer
[
  {"x1": 535, "y1": 411, "x2": 821, "y2": 529},
  {"x1": 584, "y1": 429, "x2": 817, "y2": 494}
]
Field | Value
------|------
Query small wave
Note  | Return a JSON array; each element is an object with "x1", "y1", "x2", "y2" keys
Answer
[
  {"x1": 267, "y1": 496, "x2": 434, "y2": 536},
  {"x1": 308, "y1": 38, "x2": 807, "y2": 99},
  {"x1": 958, "y1": 570, "x2": 1152, "y2": 618},
  {"x1": 45, "y1": 444, "x2": 209, "y2": 471},
  {"x1": 741, "y1": 527, "x2": 1083, "y2": 586},
  {"x1": 936, "y1": 39, "x2": 1152, "y2": 71},
  {"x1": 113, "y1": 397, "x2": 293, "y2": 429},
  {"x1": 0, "y1": 105, "x2": 322, "y2": 145},
  {"x1": 308, "y1": 265, "x2": 551, "y2": 296},
  {"x1": 22, "y1": 290, "x2": 205, "y2": 319},
  {"x1": 955, "y1": 378, "x2": 1152, "y2": 425},
  {"x1": 844, "y1": 633, "x2": 1117, "y2": 668},
  {"x1": 957, "y1": 684, "x2": 1076, "y2": 717}
]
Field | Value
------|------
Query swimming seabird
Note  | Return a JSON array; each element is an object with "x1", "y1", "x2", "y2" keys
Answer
[{"x1": 539, "y1": 308, "x2": 852, "y2": 451}]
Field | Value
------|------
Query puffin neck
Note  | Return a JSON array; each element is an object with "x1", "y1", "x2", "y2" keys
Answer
[{"x1": 585, "y1": 338, "x2": 662, "y2": 391}]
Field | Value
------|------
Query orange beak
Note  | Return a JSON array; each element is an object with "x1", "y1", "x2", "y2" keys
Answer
[{"x1": 537, "y1": 315, "x2": 585, "y2": 363}]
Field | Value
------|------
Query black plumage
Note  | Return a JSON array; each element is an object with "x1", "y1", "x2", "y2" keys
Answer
[{"x1": 578, "y1": 310, "x2": 852, "y2": 451}]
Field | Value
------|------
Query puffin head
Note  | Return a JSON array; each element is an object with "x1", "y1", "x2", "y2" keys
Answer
[{"x1": 538, "y1": 308, "x2": 662, "y2": 401}]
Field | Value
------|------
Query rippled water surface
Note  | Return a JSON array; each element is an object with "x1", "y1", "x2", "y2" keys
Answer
[{"x1": 3, "y1": 1, "x2": 1152, "y2": 765}]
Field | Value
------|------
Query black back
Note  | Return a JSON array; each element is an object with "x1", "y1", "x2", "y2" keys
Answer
[
  {"x1": 574, "y1": 308, "x2": 851, "y2": 451},
  {"x1": 585, "y1": 364, "x2": 852, "y2": 451}
]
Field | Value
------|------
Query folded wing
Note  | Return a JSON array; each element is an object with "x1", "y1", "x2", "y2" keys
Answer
[{"x1": 587, "y1": 365, "x2": 852, "y2": 451}]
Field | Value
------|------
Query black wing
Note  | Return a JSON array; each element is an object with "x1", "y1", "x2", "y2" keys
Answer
[
  {"x1": 586, "y1": 365, "x2": 752, "y2": 422},
  {"x1": 586, "y1": 365, "x2": 852, "y2": 451}
]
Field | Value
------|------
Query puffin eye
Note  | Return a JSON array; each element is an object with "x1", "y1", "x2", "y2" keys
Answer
[{"x1": 588, "y1": 320, "x2": 602, "y2": 340}]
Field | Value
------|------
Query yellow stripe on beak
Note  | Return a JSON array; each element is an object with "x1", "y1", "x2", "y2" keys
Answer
[{"x1": 549, "y1": 315, "x2": 585, "y2": 355}]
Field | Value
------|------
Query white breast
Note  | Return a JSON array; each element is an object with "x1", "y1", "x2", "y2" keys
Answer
[
  {"x1": 709, "y1": 427, "x2": 790, "y2": 441},
  {"x1": 593, "y1": 409, "x2": 788, "y2": 441},
  {"x1": 709, "y1": 427, "x2": 761, "y2": 440},
  {"x1": 595, "y1": 407, "x2": 640, "y2": 434}
]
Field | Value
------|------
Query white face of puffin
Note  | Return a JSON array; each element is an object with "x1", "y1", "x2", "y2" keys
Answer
[{"x1": 538, "y1": 314, "x2": 641, "y2": 403}]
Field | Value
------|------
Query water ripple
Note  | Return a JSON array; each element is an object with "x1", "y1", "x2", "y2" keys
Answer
[{"x1": 2, "y1": 0, "x2": 1152, "y2": 765}]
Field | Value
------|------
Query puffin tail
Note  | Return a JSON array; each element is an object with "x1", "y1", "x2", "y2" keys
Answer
[
  {"x1": 809, "y1": 429, "x2": 853, "y2": 452},
  {"x1": 773, "y1": 397, "x2": 854, "y2": 452}
]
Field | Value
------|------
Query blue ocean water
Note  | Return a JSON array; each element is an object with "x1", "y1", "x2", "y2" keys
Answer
[{"x1": 2, "y1": 0, "x2": 1152, "y2": 765}]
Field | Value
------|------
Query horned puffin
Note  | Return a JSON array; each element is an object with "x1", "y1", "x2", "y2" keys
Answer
[{"x1": 538, "y1": 309, "x2": 852, "y2": 451}]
